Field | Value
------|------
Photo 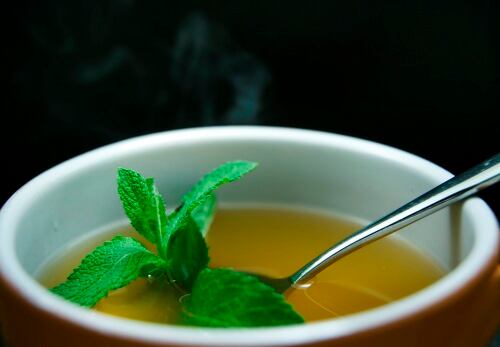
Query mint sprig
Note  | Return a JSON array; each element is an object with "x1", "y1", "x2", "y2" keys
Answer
[{"x1": 51, "y1": 161, "x2": 304, "y2": 327}]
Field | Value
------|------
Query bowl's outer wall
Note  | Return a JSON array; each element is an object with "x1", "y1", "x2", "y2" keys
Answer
[{"x1": 0, "y1": 258, "x2": 498, "y2": 347}]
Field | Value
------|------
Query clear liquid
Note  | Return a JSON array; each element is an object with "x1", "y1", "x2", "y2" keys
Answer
[{"x1": 38, "y1": 207, "x2": 444, "y2": 324}]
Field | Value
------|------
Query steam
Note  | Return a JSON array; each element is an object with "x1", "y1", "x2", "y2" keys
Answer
[
  {"x1": 171, "y1": 13, "x2": 270, "y2": 125},
  {"x1": 20, "y1": 6, "x2": 270, "y2": 142}
]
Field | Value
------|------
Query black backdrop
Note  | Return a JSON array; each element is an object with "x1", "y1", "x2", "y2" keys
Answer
[
  {"x1": 4, "y1": 0, "x2": 498, "y2": 213},
  {"x1": 1, "y1": 2, "x2": 499, "y2": 345}
]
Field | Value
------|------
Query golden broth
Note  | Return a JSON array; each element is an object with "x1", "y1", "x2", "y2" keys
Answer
[{"x1": 38, "y1": 207, "x2": 444, "y2": 324}]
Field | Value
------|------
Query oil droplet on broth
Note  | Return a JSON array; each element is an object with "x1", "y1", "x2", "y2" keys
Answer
[{"x1": 38, "y1": 207, "x2": 445, "y2": 324}]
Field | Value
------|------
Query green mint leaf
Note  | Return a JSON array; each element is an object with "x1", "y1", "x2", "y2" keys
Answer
[
  {"x1": 165, "y1": 161, "x2": 257, "y2": 252},
  {"x1": 166, "y1": 217, "x2": 209, "y2": 290},
  {"x1": 182, "y1": 268, "x2": 304, "y2": 327},
  {"x1": 51, "y1": 236, "x2": 164, "y2": 307},
  {"x1": 164, "y1": 194, "x2": 215, "y2": 290},
  {"x1": 181, "y1": 161, "x2": 258, "y2": 204},
  {"x1": 117, "y1": 168, "x2": 168, "y2": 255},
  {"x1": 191, "y1": 193, "x2": 217, "y2": 237}
]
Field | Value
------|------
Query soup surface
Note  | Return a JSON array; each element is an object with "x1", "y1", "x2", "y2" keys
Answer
[{"x1": 38, "y1": 206, "x2": 444, "y2": 323}]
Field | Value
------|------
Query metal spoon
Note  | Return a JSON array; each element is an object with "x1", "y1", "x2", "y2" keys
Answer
[{"x1": 255, "y1": 154, "x2": 500, "y2": 293}]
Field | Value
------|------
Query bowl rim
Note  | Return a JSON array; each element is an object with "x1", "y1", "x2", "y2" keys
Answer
[{"x1": 0, "y1": 126, "x2": 498, "y2": 346}]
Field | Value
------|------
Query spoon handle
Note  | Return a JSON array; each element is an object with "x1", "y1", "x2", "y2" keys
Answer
[{"x1": 290, "y1": 154, "x2": 500, "y2": 286}]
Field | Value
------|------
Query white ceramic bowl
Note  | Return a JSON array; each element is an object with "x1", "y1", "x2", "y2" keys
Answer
[{"x1": 0, "y1": 126, "x2": 498, "y2": 347}]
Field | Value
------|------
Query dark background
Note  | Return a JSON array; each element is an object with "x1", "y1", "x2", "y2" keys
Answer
[
  {"x1": 3, "y1": 0, "x2": 499, "y2": 213},
  {"x1": 2, "y1": 0, "x2": 499, "y2": 345}
]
